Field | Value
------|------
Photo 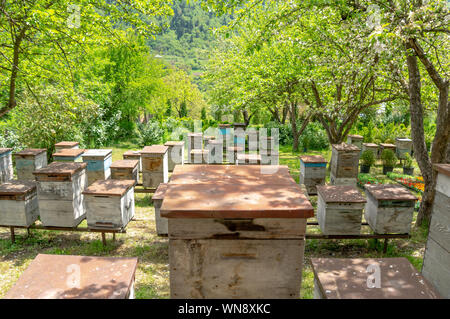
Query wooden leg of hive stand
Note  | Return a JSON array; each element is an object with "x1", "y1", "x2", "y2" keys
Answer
[{"x1": 10, "y1": 227, "x2": 15, "y2": 243}]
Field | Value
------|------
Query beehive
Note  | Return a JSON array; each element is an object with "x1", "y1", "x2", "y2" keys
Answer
[
  {"x1": 187, "y1": 133, "x2": 203, "y2": 163},
  {"x1": 260, "y1": 136, "x2": 275, "y2": 154},
  {"x1": 0, "y1": 181, "x2": 39, "y2": 227},
  {"x1": 395, "y1": 138, "x2": 413, "y2": 159},
  {"x1": 52, "y1": 148, "x2": 84, "y2": 162},
  {"x1": 226, "y1": 146, "x2": 244, "y2": 164},
  {"x1": 123, "y1": 150, "x2": 142, "y2": 173},
  {"x1": 261, "y1": 152, "x2": 279, "y2": 165},
  {"x1": 164, "y1": 141, "x2": 185, "y2": 172},
  {"x1": 236, "y1": 153, "x2": 261, "y2": 165},
  {"x1": 233, "y1": 123, "x2": 246, "y2": 147},
  {"x1": 203, "y1": 135, "x2": 215, "y2": 146},
  {"x1": 364, "y1": 184, "x2": 417, "y2": 234},
  {"x1": 14, "y1": 149, "x2": 47, "y2": 181},
  {"x1": 190, "y1": 149, "x2": 209, "y2": 164},
  {"x1": 247, "y1": 129, "x2": 259, "y2": 151},
  {"x1": 299, "y1": 155, "x2": 327, "y2": 195},
  {"x1": 380, "y1": 143, "x2": 396, "y2": 157},
  {"x1": 83, "y1": 179, "x2": 135, "y2": 229},
  {"x1": 206, "y1": 140, "x2": 223, "y2": 164},
  {"x1": 141, "y1": 145, "x2": 168, "y2": 189},
  {"x1": 0, "y1": 148, "x2": 14, "y2": 184},
  {"x1": 82, "y1": 149, "x2": 112, "y2": 186},
  {"x1": 54, "y1": 141, "x2": 79, "y2": 152},
  {"x1": 110, "y1": 160, "x2": 139, "y2": 183},
  {"x1": 219, "y1": 124, "x2": 232, "y2": 152},
  {"x1": 422, "y1": 164, "x2": 450, "y2": 298},
  {"x1": 347, "y1": 134, "x2": 363, "y2": 149},
  {"x1": 330, "y1": 143, "x2": 360, "y2": 187},
  {"x1": 152, "y1": 183, "x2": 169, "y2": 236},
  {"x1": 362, "y1": 143, "x2": 379, "y2": 158},
  {"x1": 317, "y1": 185, "x2": 366, "y2": 235},
  {"x1": 33, "y1": 162, "x2": 87, "y2": 227}
]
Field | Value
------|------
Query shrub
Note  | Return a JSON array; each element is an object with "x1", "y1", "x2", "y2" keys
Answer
[
  {"x1": 361, "y1": 150, "x2": 376, "y2": 166},
  {"x1": 137, "y1": 119, "x2": 164, "y2": 146},
  {"x1": 403, "y1": 153, "x2": 414, "y2": 168},
  {"x1": 300, "y1": 122, "x2": 329, "y2": 150},
  {"x1": 381, "y1": 149, "x2": 397, "y2": 167}
]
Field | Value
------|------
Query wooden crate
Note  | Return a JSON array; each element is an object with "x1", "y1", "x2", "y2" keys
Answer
[
  {"x1": 422, "y1": 164, "x2": 450, "y2": 298},
  {"x1": 237, "y1": 153, "x2": 261, "y2": 165},
  {"x1": 52, "y1": 148, "x2": 84, "y2": 162},
  {"x1": 54, "y1": 141, "x2": 79, "y2": 152},
  {"x1": 395, "y1": 137, "x2": 413, "y2": 159},
  {"x1": 362, "y1": 143, "x2": 378, "y2": 158},
  {"x1": 0, "y1": 148, "x2": 13, "y2": 184},
  {"x1": 152, "y1": 183, "x2": 168, "y2": 236},
  {"x1": 110, "y1": 160, "x2": 139, "y2": 183},
  {"x1": 311, "y1": 258, "x2": 440, "y2": 299},
  {"x1": 190, "y1": 149, "x2": 209, "y2": 164},
  {"x1": 33, "y1": 162, "x2": 87, "y2": 227},
  {"x1": 330, "y1": 143, "x2": 360, "y2": 181},
  {"x1": 364, "y1": 184, "x2": 417, "y2": 234},
  {"x1": 206, "y1": 140, "x2": 223, "y2": 164},
  {"x1": 141, "y1": 145, "x2": 168, "y2": 189},
  {"x1": 299, "y1": 155, "x2": 327, "y2": 195},
  {"x1": 317, "y1": 185, "x2": 366, "y2": 235},
  {"x1": 347, "y1": 134, "x2": 363, "y2": 149},
  {"x1": 83, "y1": 179, "x2": 135, "y2": 229},
  {"x1": 82, "y1": 149, "x2": 112, "y2": 186},
  {"x1": 123, "y1": 150, "x2": 142, "y2": 173},
  {"x1": 14, "y1": 149, "x2": 47, "y2": 181},
  {"x1": 0, "y1": 181, "x2": 39, "y2": 227},
  {"x1": 164, "y1": 141, "x2": 185, "y2": 172},
  {"x1": 187, "y1": 133, "x2": 203, "y2": 163}
]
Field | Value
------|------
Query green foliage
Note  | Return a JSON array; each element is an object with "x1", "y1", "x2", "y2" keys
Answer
[
  {"x1": 299, "y1": 123, "x2": 329, "y2": 150},
  {"x1": 361, "y1": 150, "x2": 376, "y2": 167},
  {"x1": 137, "y1": 120, "x2": 164, "y2": 147},
  {"x1": 265, "y1": 121, "x2": 293, "y2": 146},
  {"x1": 381, "y1": 149, "x2": 397, "y2": 167},
  {"x1": 403, "y1": 153, "x2": 414, "y2": 168}
]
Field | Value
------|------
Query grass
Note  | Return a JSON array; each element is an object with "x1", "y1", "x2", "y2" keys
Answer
[{"x1": 0, "y1": 142, "x2": 429, "y2": 299}]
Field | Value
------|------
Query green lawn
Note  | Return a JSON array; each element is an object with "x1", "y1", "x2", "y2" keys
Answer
[{"x1": 0, "y1": 142, "x2": 428, "y2": 299}]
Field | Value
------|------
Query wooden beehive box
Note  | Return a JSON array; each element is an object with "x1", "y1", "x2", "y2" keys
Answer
[
  {"x1": 0, "y1": 181, "x2": 39, "y2": 227},
  {"x1": 123, "y1": 150, "x2": 141, "y2": 173},
  {"x1": 206, "y1": 140, "x2": 223, "y2": 164},
  {"x1": 259, "y1": 136, "x2": 275, "y2": 153},
  {"x1": 83, "y1": 179, "x2": 136, "y2": 230},
  {"x1": 330, "y1": 143, "x2": 360, "y2": 186},
  {"x1": 82, "y1": 149, "x2": 112, "y2": 186},
  {"x1": 395, "y1": 137, "x2": 413, "y2": 159},
  {"x1": 141, "y1": 145, "x2": 168, "y2": 188},
  {"x1": 0, "y1": 148, "x2": 13, "y2": 184},
  {"x1": 247, "y1": 129, "x2": 259, "y2": 151},
  {"x1": 164, "y1": 141, "x2": 185, "y2": 172},
  {"x1": 364, "y1": 184, "x2": 417, "y2": 234},
  {"x1": 219, "y1": 124, "x2": 232, "y2": 151},
  {"x1": 54, "y1": 141, "x2": 79, "y2": 152},
  {"x1": 152, "y1": 183, "x2": 169, "y2": 236},
  {"x1": 422, "y1": 164, "x2": 450, "y2": 298},
  {"x1": 190, "y1": 149, "x2": 209, "y2": 164},
  {"x1": 14, "y1": 149, "x2": 47, "y2": 181},
  {"x1": 233, "y1": 123, "x2": 246, "y2": 146},
  {"x1": 300, "y1": 155, "x2": 327, "y2": 195},
  {"x1": 33, "y1": 162, "x2": 87, "y2": 227},
  {"x1": 237, "y1": 153, "x2": 261, "y2": 165},
  {"x1": 110, "y1": 160, "x2": 139, "y2": 183},
  {"x1": 261, "y1": 152, "x2": 279, "y2": 165},
  {"x1": 52, "y1": 148, "x2": 84, "y2": 162},
  {"x1": 347, "y1": 134, "x2": 363, "y2": 149},
  {"x1": 380, "y1": 143, "x2": 396, "y2": 155},
  {"x1": 362, "y1": 143, "x2": 379, "y2": 158},
  {"x1": 317, "y1": 185, "x2": 366, "y2": 235},
  {"x1": 187, "y1": 133, "x2": 203, "y2": 163}
]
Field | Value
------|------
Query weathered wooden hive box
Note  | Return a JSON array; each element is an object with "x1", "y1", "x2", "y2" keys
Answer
[
  {"x1": 0, "y1": 148, "x2": 14, "y2": 184},
  {"x1": 187, "y1": 133, "x2": 203, "y2": 163},
  {"x1": 14, "y1": 149, "x2": 48, "y2": 181},
  {"x1": 233, "y1": 123, "x2": 246, "y2": 146},
  {"x1": 311, "y1": 258, "x2": 441, "y2": 299},
  {"x1": 299, "y1": 155, "x2": 327, "y2": 195},
  {"x1": 190, "y1": 149, "x2": 209, "y2": 164},
  {"x1": 422, "y1": 164, "x2": 450, "y2": 298},
  {"x1": 141, "y1": 145, "x2": 168, "y2": 188},
  {"x1": 364, "y1": 184, "x2": 417, "y2": 234},
  {"x1": 206, "y1": 140, "x2": 223, "y2": 164},
  {"x1": 317, "y1": 185, "x2": 366, "y2": 235},
  {"x1": 110, "y1": 160, "x2": 139, "y2": 183},
  {"x1": 54, "y1": 141, "x2": 79, "y2": 152},
  {"x1": 83, "y1": 179, "x2": 135, "y2": 229},
  {"x1": 33, "y1": 162, "x2": 87, "y2": 227},
  {"x1": 219, "y1": 124, "x2": 232, "y2": 151},
  {"x1": 152, "y1": 183, "x2": 168, "y2": 236},
  {"x1": 347, "y1": 134, "x2": 363, "y2": 149},
  {"x1": 237, "y1": 153, "x2": 261, "y2": 165},
  {"x1": 362, "y1": 143, "x2": 379, "y2": 158},
  {"x1": 330, "y1": 143, "x2": 360, "y2": 186},
  {"x1": 395, "y1": 137, "x2": 413, "y2": 159},
  {"x1": 247, "y1": 129, "x2": 259, "y2": 151},
  {"x1": 379, "y1": 143, "x2": 396, "y2": 156},
  {"x1": 164, "y1": 141, "x2": 185, "y2": 172},
  {"x1": 81, "y1": 149, "x2": 112, "y2": 186},
  {"x1": 260, "y1": 136, "x2": 275, "y2": 153},
  {"x1": 52, "y1": 148, "x2": 84, "y2": 162},
  {"x1": 0, "y1": 181, "x2": 39, "y2": 227},
  {"x1": 123, "y1": 150, "x2": 141, "y2": 173},
  {"x1": 261, "y1": 152, "x2": 279, "y2": 165}
]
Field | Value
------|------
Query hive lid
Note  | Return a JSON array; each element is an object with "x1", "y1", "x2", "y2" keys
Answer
[
  {"x1": 33, "y1": 162, "x2": 87, "y2": 177},
  {"x1": 141, "y1": 145, "x2": 168, "y2": 154},
  {"x1": 380, "y1": 143, "x2": 396, "y2": 148},
  {"x1": 83, "y1": 179, "x2": 136, "y2": 197},
  {"x1": 364, "y1": 184, "x2": 417, "y2": 201},
  {"x1": 110, "y1": 160, "x2": 139, "y2": 169},
  {"x1": 396, "y1": 137, "x2": 412, "y2": 142},
  {"x1": 123, "y1": 150, "x2": 141, "y2": 156},
  {"x1": 82, "y1": 149, "x2": 112, "y2": 158},
  {"x1": 363, "y1": 143, "x2": 378, "y2": 147},
  {"x1": 317, "y1": 185, "x2": 366, "y2": 203},
  {"x1": 53, "y1": 148, "x2": 85, "y2": 157},
  {"x1": 300, "y1": 155, "x2": 327, "y2": 163},
  {"x1": 0, "y1": 148, "x2": 13, "y2": 155},
  {"x1": 348, "y1": 134, "x2": 363, "y2": 139},
  {"x1": 332, "y1": 143, "x2": 360, "y2": 152},
  {"x1": 434, "y1": 164, "x2": 450, "y2": 177},
  {"x1": 4, "y1": 254, "x2": 138, "y2": 299},
  {"x1": 310, "y1": 258, "x2": 441, "y2": 299},
  {"x1": 152, "y1": 183, "x2": 169, "y2": 200},
  {"x1": 55, "y1": 141, "x2": 79, "y2": 147},
  {"x1": 218, "y1": 124, "x2": 231, "y2": 128},
  {"x1": 0, "y1": 181, "x2": 37, "y2": 196},
  {"x1": 161, "y1": 183, "x2": 314, "y2": 219},
  {"x1": 14, "y1": 148, "x2": 46, "y2": 156},
  {"x1": 164, "y1": 141, "x2": 184, "y2": 146}
]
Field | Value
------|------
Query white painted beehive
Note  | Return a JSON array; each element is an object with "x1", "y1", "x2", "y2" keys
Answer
[
  {"x1": 54, "y1": 141, "x2": 79, "y2": 152},
  {"x1": 299, "y1": 155, "x2": 327, "y2": 195},
  {"x1": 164, "y1": 141, "x2": 185, "y2": 172},
  {"x1": 0, "y1": 148, "x2": 13, "y2": 184},
  {"x1": 141, "y1": 145, "x2": 168, "y2": 189},
  {"x1": 152, "y1": 183, "x2": 168, "y2": 236},
  {"x1": 82, "y1": 149, "x2": 112, "y2": 186},
  {"x1": 14, "y1": 149, "x2": 47, "y2": 181},
  {"x1": 207, "y1": 140, "x2": 223, "y2": 164},
  {"x1": 0, "y1": 181, "x2": 39, "y2": 227}
]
